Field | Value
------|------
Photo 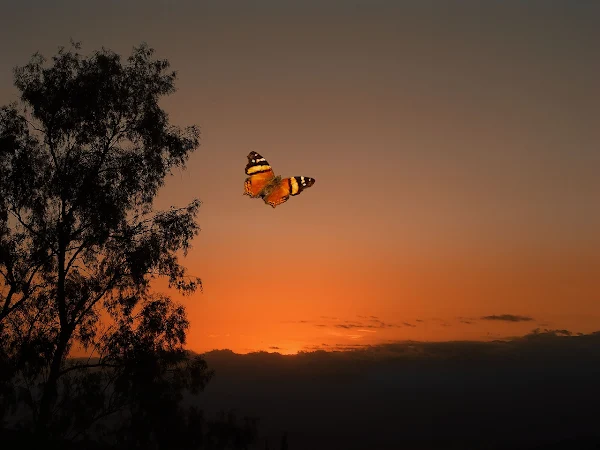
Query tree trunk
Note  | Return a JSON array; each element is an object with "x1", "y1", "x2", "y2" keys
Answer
[
  {"x1": 35, "y1": 220, "x2": 70, "y2": 439},
  {"x1": 35, "y1": 329, "x2": 70, "y2": 438}
]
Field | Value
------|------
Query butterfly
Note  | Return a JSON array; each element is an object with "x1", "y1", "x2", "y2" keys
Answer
[{"x1": 244, "y1": 151, "x2": 316, "y2": 208}]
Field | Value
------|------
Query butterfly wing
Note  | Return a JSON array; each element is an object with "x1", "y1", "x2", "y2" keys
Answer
[
  {"x1": 263, "y1": 176, "x2": 316, "y2": 208},
  {"x1": 244, "y1": 151, "x2": 275, "y2": 197}
]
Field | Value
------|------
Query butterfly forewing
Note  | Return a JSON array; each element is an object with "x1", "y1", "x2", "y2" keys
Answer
[
  {"x1": 287, "y1": 176, "x2": 315, "y2": 196},
  {"x1": 245, "y1": 151, "x2": 273, "y2": 176},
  {"x1": 244, "y1": 151, "x2": 275, "y2": 197}
]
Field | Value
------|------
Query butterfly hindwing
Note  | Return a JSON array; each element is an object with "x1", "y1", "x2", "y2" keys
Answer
[
  {"x1": 244, "y1": 151, "x2": 275, "y2": 198},
  {"x1": 263, "y1": 176, "x2": 316, "y2": 208}
]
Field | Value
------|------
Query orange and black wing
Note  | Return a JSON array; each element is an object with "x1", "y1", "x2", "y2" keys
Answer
[
  {"x1": 244, "y1": 151, "x2": 275, "y2": 198},
  {"x1": 263, "y1": 176, "x2": 316, "y2": 208}
]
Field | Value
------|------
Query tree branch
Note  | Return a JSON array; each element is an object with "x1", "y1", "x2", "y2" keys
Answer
[
  {"x1": 9, "y1": 208, "x2": 54, "y2": 252},
  {"x1": 58, "y1": 362, "x2": 121, "y2": 377},
  {"x1": 65, "y1": 238, "x2": 90, "y2": 275},
  {"x1": 0, "y1": 285, "x2": 15, "y2": 322}
]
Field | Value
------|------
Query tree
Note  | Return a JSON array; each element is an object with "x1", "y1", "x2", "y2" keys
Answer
[{"x1": 0, "y1": 41, "x2": 213, "y2": 446}]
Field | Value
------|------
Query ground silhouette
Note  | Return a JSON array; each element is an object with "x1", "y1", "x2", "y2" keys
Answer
[{"x1": 197, "y1": 330, "x2": 600, "y2": 449}]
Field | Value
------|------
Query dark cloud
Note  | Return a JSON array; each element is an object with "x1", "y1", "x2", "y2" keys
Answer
[
  {"x1": 204, "y1": 329, "x2": 600, "y2": 363},
  {"x1": 415, "y1": 319, "x2": 424, "y2": 323},
  {"x1": 305, "y1": 316, "x2": 414, "y2": 330},
  {"x1": 302, "y1": 345, "x2": 324, "y2": 351},
  {"x1": 457, "y1": 316, "x2": 476, "y2": 324},
  {"x1": 481, "y1": 314, "x2": 533, "y2": 322},
  {"x1": 317, "y1": 329, "x2": 589, "y2": 359},
  {"x1": 334, "y1": 323, "x2": 363, "y2": 329},
  {"x1": 268, "y1": 346, "x2": 281, "y2": 350},
  {"x1": 334, "y1": 319, "x2": 401, "y2": 329},
  {"x1": 334, "y1": 343, "x2": 369, "y2": 350},
  {"x1": 366, "y1": 317, "x2": 403, "y2": 328},
  {"x1": 304, "y1": 316, "x2": 409, "y2": 330},
  {"x1": 531, "y1": 328, "x2": 572, "y2": 336}
]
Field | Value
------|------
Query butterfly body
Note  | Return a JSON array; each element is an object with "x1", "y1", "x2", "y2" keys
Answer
[{"x1": 244, "y1": 151, "x2": 315, "y2": 208}]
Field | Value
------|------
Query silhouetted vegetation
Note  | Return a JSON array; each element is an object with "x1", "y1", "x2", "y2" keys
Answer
[{"x1": 0, "y1": 42, "x2": 259, "y2": 449}]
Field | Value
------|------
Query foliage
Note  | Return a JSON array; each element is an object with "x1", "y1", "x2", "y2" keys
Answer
[{"x1": 0, "y1": 42, "x2": 258, "y2": 449}]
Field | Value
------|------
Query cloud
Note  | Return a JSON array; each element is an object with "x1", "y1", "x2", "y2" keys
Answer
[
  {"x1": 481, "y1": 314, "x2": 533, "y2": 322},
  {"x1": 457, "y1": 316, "x2": 476, "y2": 325},
  {"x1": 204, "y1": 329, "x2": 600, "y2": 363},
  {"x1": 530, "y1": 328, "x2": 572, "y2": 336},
  {"x1": 334, "y1": 320, "x2": 401, "y2": 330},
  {"x1": 268, "y1": 346, "x2": 281, "y2": 350},
  {"x1": 334, "y1": 343, "x2": 370, "y2": 350},
  {"x1": 334, "y1": 323, "x2": 361, "y2": 329},
  {"x1": 309, "y1": 315, "x2": 416, "y2": 330},
  {"x1": 335, "y1": 323, "x2": 368, "y2": 329}
]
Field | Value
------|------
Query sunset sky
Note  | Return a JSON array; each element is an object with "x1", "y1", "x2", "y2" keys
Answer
[{"x1": 1, "y1": 0, "x2": 598, "y2": 354}]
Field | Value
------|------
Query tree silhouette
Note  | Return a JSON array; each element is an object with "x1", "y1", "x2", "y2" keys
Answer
[{"x1": 0, "y1": 41, "x2": 230, "y2": 447}]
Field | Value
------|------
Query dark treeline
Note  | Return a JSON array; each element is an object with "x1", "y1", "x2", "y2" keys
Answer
[{"x1": 198, "y1": 330, "x2": 600, "y2": 450}]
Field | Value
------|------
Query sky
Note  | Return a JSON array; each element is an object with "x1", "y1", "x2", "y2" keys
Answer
[{"x1": 0, "y1": 0, "x2": 598, "y2": 354}]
